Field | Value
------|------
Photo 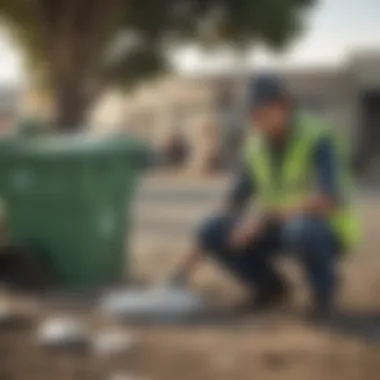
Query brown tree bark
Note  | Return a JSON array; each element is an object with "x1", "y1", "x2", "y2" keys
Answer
[
  {"x1": 38, "y1": 0, "x2": 123, "y2": 130},
  {"x1": 53, "y1": 80, "x2": 91, "y2": 131}
]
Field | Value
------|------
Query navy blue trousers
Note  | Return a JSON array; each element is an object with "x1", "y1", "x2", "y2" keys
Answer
[{"x1": 198, "y1": 214, "x2": 340, "y2": 301}]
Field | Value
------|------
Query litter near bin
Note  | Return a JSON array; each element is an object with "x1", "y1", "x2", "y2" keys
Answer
[
  {"x1": 37, "y1": 316, "x2": 90, "y2": 351},
  {"x1": 100, "y1": 285, "x2": 206, "y2": 323}
]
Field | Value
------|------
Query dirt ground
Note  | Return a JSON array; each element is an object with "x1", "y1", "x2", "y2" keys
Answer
[{"x1": 0, "y1": 174, "x2": 379, "y2": 380}]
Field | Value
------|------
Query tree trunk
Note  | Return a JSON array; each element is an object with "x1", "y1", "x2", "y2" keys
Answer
[
  {"x1": 38, "y1": 0, "x2": 124, "y2": 131},
  {"x1": 53, "y1": 79, "x2": 90, "y2": 131}
]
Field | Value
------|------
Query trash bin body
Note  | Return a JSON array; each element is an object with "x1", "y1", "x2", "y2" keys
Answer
[{"x1": 0, "y1": 134, "x2": 144, "y2": 287}]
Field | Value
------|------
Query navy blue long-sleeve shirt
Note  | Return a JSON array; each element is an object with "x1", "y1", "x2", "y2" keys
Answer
[{"x1": 228, "y1": 137, "x2": 339, "y2": 211}]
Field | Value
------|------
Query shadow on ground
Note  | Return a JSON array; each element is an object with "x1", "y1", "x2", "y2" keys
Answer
[{"x1": 121, "y1": 306, "x2": 380, "y2": 345}]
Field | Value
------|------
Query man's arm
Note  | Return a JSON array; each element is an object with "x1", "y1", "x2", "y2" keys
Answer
[
  {"x1": 226, "y1": 167, "x2": 276, "y2": 249},
  {"x1": 225, "y1": 165, "x2": 256, "y2": 214},
  {"x1": 167, "y1": 165, "x2": 256, "y2": 284}
]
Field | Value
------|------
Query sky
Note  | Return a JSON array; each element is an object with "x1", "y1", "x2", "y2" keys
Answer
[
  {"x1": 173, "y1": 0, "x2": 380, "y2": 73},
  {"x1": 1, "y1": 0, "x2": 380, "y2": 84}
]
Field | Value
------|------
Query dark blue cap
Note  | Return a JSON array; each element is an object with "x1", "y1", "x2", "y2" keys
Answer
[{"x1": 247, "y1": 73, "x2": 289, "y2": 110}]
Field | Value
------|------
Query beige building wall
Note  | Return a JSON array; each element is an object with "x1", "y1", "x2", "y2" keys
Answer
[{"x1": 90, "y1": 50, "x2": 380, "y2": 173}]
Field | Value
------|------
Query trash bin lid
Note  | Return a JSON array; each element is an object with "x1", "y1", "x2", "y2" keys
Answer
[{"x1": 0, "y1": 133, "x2": 147, "y2": 161}]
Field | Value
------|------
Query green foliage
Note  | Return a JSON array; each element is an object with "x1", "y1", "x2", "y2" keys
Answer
[
  {"x1": 106, "y1": 0, "x2": 316, "y2": 86},
  {"x1": 0, "y1": 0, "x2": 316, "y2": 82},
  {"x1": 0, "y1": 0, "x2": 316, "y2": 126}
]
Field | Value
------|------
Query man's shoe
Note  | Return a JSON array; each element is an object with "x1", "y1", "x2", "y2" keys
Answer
[{"x1": 237, "y1": 280, "x2": 291, "y2": 313}]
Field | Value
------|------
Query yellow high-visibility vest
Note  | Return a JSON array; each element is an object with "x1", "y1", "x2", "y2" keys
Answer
[{"x1": 244, "y1": 113, "x2": 360, "y2": 250}]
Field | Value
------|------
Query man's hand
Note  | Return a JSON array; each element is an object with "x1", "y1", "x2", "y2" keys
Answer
[
  {"x1": 228, "y1": 217, "x2": 264, "y2": 250},
  {"x1": 271, "y1": 204, "x2": 304, "y2": 223},
  {"x1": 273, "y1": 194, "x2": 336, "y2": 223}
]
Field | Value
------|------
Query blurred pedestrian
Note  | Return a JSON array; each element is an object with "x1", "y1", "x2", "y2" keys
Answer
[{"x1": 164, "y1": 129, "x2": 189, "y2": 168}]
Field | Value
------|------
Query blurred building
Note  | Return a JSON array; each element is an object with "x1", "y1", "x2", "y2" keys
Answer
[
  {"x1": 285, "y1": 51, "x2": 380, "y2": 176},
  {"x1": 93, "y1": 50, "x2": 380, "y2": 176}
]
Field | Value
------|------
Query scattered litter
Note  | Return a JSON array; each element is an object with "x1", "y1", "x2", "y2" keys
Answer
[
  {"x1": 100, "y1": 286, "x2": 205, "y2": 323},
  {"x1": 37, "y1": 316, "x2": 89, "y2": 351},
  {"x1": 93, "y1": 329, "x2": 136, "y2": 357}
]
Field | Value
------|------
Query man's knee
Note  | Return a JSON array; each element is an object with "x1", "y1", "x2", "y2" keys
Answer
[
  {"x1": 198, "y1": 214, "x2": 235, "y2": 253},
  {"x1": 283, "y1": 217, "x2": 336, "y2": 259}
]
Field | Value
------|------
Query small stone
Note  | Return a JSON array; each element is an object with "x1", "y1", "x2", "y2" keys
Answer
[{"x1": 37, "y1": 316, "x2": 89, "y2": 352}]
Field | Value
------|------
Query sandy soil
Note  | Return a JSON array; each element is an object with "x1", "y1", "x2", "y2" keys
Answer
[{"x1": 0, "y1": 175, "x2": 379, "y2": 380}]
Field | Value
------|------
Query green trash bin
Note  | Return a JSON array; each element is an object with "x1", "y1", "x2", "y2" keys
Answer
[
  {"x1": 17, "y1": 117, "x2": 48, "y2": 137},
  {"x1": 0, "y1": 133, "x2": 146, "y2": 288}
]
